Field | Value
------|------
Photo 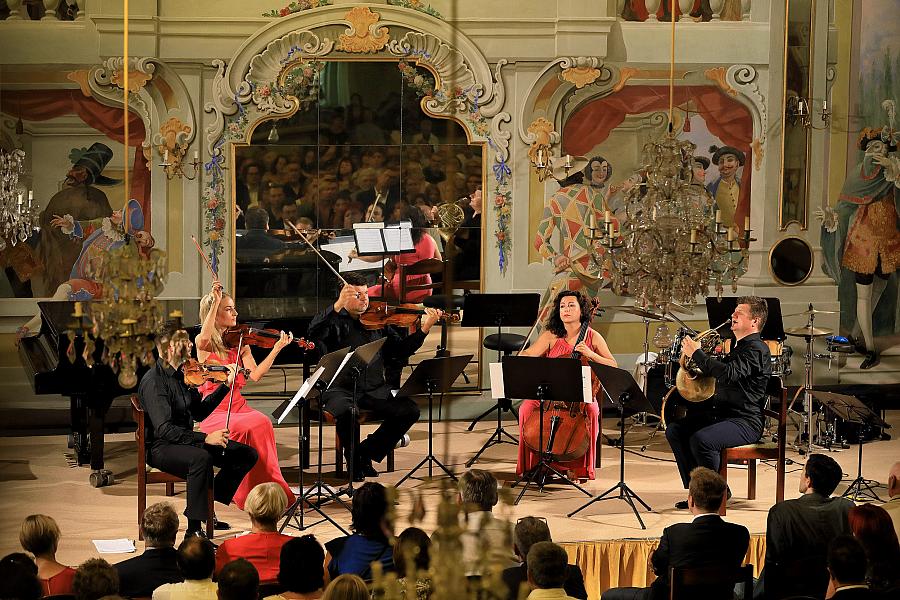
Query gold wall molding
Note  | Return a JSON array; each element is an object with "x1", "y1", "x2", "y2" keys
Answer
[
  {"x1": 338, "y1": 6, "x2": 390, "y2": 53},
  {"x1": 704, "y1": 66, "x2": 736, "y2": 96}
]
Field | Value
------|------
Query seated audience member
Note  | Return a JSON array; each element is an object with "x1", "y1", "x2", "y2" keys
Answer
[
  {"x1": 321, "y1": 575, "x2": 368, "y2": 600},
  {"x1": 217, "y1": 559, "x2": 259, "y2": 600},
  {"x1": 325, "y1": 482, "x2": 394, "y2": 580},
  {"x1": 237, "y1": 208, "x2": 285, "y2": 252},
  {"x1": 116, "y1": 502, "x2": 184, "y2": 598},
  {"x1": 273, "y1": 202, "x2": 301, "y2": 232},
  {"x1": 215, "y1": 483, "x2": 292, "y2": 584},
  {"x1": 393, "y1": 528, "x2": 432, "y2": 600},
  {"x1": 757, "y1": 453, "x2": 853, "y2": 600},
  {"x1": 602, "y1": 467, "x2": 749, "y2": 600},
  {"x1": 265, "y1": 536, "x2": 325, "y2": 600},
  {"x1": 19, "y1": 514, "x2": 76, "y2": 596},
  {"x1": 458, "y1": 469, "x2": 517, "y2": 577},
  {"x1": 502, "y1": 517, "x2": 587, "y2": 600},
  {"x1": 0, "y1": 553, "x2": 42, "y2": 600},
  {"x1": 882, "y1": 461, "x2": 900, "y2": 540},
  {"x1": 73, "y1": 558, "x2": 119, "y2": 600},
  {"x1": 525, "y1": 542, "x2": 580, "y2": 600},
  {"x1": 827, "y1": 536, "x2": 875, "y2": 599},
  {"x1": 848, "y1": 504, "x2": 900, "y2": 596},
  {"x1": 153, "y1": 537, "x2": 218, "y2": 600}
]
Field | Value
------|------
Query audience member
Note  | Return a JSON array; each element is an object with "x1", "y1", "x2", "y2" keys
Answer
[
  {"x1": 264, "y1": 185, "x2": 287, "y2": 225},
  {"x1": 116, "y1": 502, "x2": 184, "y2": 598},
  {"x1": 325, "y1": 482, "x2": 394, "y2": 580},
  {"x1": 321, "y1": 575, "x2": 367, "y2": 600},
  {"x1": 73, "y1": 558, "x2": 119, "y2": 600},
  {"x1": 282, "y1": 161, "x2": 306, "y2": 202},
  {"x1": 525, "y1": 542, "x2": 580, "y2": 600},
  {"x1": 0, "y1": 552, "x2": 42, "y2": 600},
  {"x1": 153, "y1": 537, "x2": 217, "y2": 600},
  {"x1": 453, "y1": 188, "x2": 482, "y2": 281},
  {"x1": 848, "y1": 504, "x2": 900, "y2": 596},
  {"x1": 273, "y1": 202, "x2": 300, "y2": 231},
  {"x1": 458, "y1": 469, "x2": 517, "y2": 577},
  {"x1": 827, "y1": 536, "x2": 875, "y2": 599},
  {"x1": 19, "y1": 514, "x2": 77, "y2": 596},
  {"x1": 881, "y1": 461, "x2": 900, "y2": 540},
  {"x1": 236, "y1": 162, "x2": 264, "y2": 213},
  {"x1": 502, "y1": 517, "x2": 586, "y2": 600},
  {"x1": 217, "y1": 559, "x2": 259, "y2": 600},
  {"x1": 236, "y1": 208, "x2": 285, "y2": 257},
  {"x1": 393, "y1": 527, "x2": 432, "y2": 600},
  {"x1": 215, "y1": 483, "x2": 292, "y2": 584},
  {"x1": 757, "y1": 453, "x2": 853, "y2": 600},
  {"x1": 265, "y1": 536, "x2": 325, "y2": 600},
  {"x1": 602, "y1": 467, "x2": 749, "y2": 600}
]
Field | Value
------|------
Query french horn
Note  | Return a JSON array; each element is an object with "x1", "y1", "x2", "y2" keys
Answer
[{"x1": 675, "y1": 320, "x2": 729, "y2": 402}]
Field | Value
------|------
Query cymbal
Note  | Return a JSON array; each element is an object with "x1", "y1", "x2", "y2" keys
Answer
[
  {"x1": 785, "y1": 325, "x2": 833, "y2": 338},
  {"x1": 783, "y1": 308, "x2": 839, "y2": 318},
  {"x1": 617, "y1": 306, "x2": 671, "y2": 321},
  {"x1": 666, "y1": 302, "x2": 692, "y2": 316}
]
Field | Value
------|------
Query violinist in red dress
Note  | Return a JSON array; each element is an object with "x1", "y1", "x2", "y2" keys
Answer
[{"x1": 517, "y1": 290, "x2": 617, "y2": 481}]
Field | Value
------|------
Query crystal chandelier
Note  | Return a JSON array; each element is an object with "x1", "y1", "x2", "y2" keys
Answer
[{"x1": 0, "y1": 148, "x2": 39, "y2": 250}]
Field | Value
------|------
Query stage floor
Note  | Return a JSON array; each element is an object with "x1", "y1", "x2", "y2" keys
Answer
[{"x1": 0, "y1": 410, "x2": 897, "y2": 587}]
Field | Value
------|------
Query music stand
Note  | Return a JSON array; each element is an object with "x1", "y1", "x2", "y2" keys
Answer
[
  {"x1": 809, "y1": 390, "x2": 890, "y2": 502},
  {"x1": 395, "y1": 354, "x2": 473, "y2": 487},
  {"x1": 275, "y1": 347, "x2": 351, "y2": 535},
  {"x1": 461, "y1": 293, "x2": 541, "y2": 467},
  {"x1": 568, "y1": 363, "x2": 653, "y2": 528},
  {"x1": 502, "y1": 355, "x2": 593, "y2": 505}
]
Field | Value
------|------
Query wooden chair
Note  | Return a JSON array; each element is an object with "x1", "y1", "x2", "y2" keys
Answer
[
  {"x1": 131, "y1": 395, "x2": 213, "y2": 540},
  {"x1": 397, "y1": 257, "x2": 445, "y2": 303},
  {"x1": 669, "y1": 563, "x2": 754, "y2": 600},
  {"x1": 719, "y1": 376, "x2": 787, "y2": 512}
]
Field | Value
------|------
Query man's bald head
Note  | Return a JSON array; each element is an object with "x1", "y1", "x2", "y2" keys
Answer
[{"x1": 889, "y1": 461, "x2": 900, "y2": 498}]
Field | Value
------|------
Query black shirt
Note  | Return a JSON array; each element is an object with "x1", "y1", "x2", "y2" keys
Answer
[
  {"x1": 691, "y1": 332, "x2": 771, "y2": 429},
  {"x1": 137, "y1": 359, "x2": 229, "y2": 448},
  {"x1": 307, "y1": 305, "x2": 427, "y2": 396}
]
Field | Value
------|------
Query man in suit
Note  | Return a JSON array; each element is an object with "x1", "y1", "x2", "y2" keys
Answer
[
  {"x1": 236, "y1": 208, "x2": 284, "y2": 259},
  {"x1": 525, "y1": 542, "x2": 583, "y2": 600},
  {"x1": 116, "y1": 502, "x2": 184, "y2": 597},
  {"x1": 152, "y1": 537, "x2": 217, "y2": 600},
  {"x1": 602, "y1": 467, "x2": 750, "y2": 600},
  {"x1": 756, "y1": 453, "x2": 854, "y2": 600},
  {"x1": 502, "y1": 517, "x2": 587, "y2": 600},
  {"x1": 881, "y1": 461, "x2": 900, "y2": 540},
  {"x1": 827, "y1": 536, "x2": 876, "y2": 599}
]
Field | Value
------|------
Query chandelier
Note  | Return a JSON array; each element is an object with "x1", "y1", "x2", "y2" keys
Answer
[{"x1": 0, "y1": 148, "x2": 39, "y2": 250}]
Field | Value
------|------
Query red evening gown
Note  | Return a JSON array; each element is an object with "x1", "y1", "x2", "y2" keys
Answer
[
  {"x1": 367, "y1": 233, "x2": 437, "y2": 303},
  {"x1": 515, "y1": 330, "x2": 600, "y2": 480},
  {"x1": 199, "y1": 348, "x2": 295, "y2": 510}
]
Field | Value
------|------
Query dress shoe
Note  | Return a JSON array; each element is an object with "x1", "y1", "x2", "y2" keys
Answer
[
  {"x1": 212, "y1": 517, "x2": 230, "y2": 531},
  {"x1": 674, "y1": 500, "x2": 689, "y2": 510},
  {"x1": 860, "y1": 351, "x2": 879, "y2": 370},
  {"x1": 183, "y1": 529, "x2": 217, "y2": 547}
]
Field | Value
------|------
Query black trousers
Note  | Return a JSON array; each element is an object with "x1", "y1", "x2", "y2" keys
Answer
[
  {"x1": 148, "y1": 440, "x2": 258, "y2": 522},
  {"x1": 322, "y1": 388, "x2": 420, "y2": 465},
  {"x1": 665, "y1": 413, "x2": 760, "y2": 489}
]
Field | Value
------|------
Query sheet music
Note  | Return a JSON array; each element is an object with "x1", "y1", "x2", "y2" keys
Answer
[
  {"x1": 330, "y1": 352, "x2": 355, "y2": 387},
  {"x1": 322, "y1": 238, "x2": 385, "y2": 272},
  {"x1": 276, "y1": 366, "x2": 325, "y2": 424},
  {"x1": 489, "y1": 362, "x2": 504, "y2": 399},
  {"x1": 383, "y1": 221, "x2": 414, "y2": 253},
  {"x1": 581, "y1": 365, "x2": 592, "y2": 403},
  {"x1": 353, "y1": 223, "x2": 386, "y2": 254}
]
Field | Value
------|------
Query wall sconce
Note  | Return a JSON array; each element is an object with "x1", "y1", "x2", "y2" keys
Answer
[
  {"x1": 159, "y1": 146, "x2": 201, "y2": 180},
  {"x1": 530, "y1": 145, "x2": 588, "y2": 183},
  {"x1": 787, "y1": 95, "x2": 830, "y2": 129}
]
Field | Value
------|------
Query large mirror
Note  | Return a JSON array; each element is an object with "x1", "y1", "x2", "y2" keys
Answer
[{"x1": 232, "y1": 60, "x2": 483, "y2": 381}]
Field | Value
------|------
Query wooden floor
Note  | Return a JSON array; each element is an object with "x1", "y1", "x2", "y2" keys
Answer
[{"x1": 1, "y1": 407, "x2": 897, "y2": 569}]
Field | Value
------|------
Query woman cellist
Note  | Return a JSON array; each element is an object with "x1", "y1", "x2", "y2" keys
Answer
[
  {"x1": 517, "y1": 290, "x2": 617, "y2": 481},
  {"x1": 195, "y1": 280, "x2": 296, "y2": 514}
]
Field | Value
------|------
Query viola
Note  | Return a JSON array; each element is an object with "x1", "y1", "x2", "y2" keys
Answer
[
  {"x1": 222, "y1": 324, "x2": 315, "y2": 351},
  {"x1": 182, "y1": 357, "x2": 250, "y2": 388},
  {"x1": 359, "y1": 300, "x2": 459, "y2": 330}
]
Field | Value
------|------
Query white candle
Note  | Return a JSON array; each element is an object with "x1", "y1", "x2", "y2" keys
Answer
[
  {"x1": 744, "y1": 216, "x2": 750, "y2": 231},
  {"x1": 537, "y1": 149, "x2": 544, "y2": 166},
  {"x1": 728, "y1": 228, "x2": 736, "y2": 242},
  {"x1": 605, "y1": 210, "x2": 611, "y2": 223},
  {"x1": 690, "y1": 229, "x2": 697, "y2": 244},
  {"x1": 589, "y1": 212, "x2": 597, "y2": 231},
  {"x1": 163, "y1": 149, "x2": 169, "y2": 163},
  {"x1": 193, "y1": 150, "x2": 200, "y2": 162},
  {"x1": 27, "y1": 190, "x2": 33, "y2": 207},
  {"x1": 715, "y1": 209, "x2": 722, "y2": 224},
  {"x1": 565, "y1": 154, "x2": 572, "y2": 168}
]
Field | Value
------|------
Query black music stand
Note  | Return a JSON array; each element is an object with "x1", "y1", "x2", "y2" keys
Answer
[
  {"x1": 275, "y1": 347, "x2": 351, "y2": 535},
  {"x1": 395, "y1": 354, "x2": 473, "y2": 487},
  {"x1": 461, "y1": 293, "x2": 541, "y2": 466},
  {"x1": 809, "y1": 390, "x2": 890, "y2": 502},
  {"x1": 503, "y1": 355, "x2": 593, "y2": 505},
  {"x1": 568, "y1": 364, "x2": 653, "y2": 528}
]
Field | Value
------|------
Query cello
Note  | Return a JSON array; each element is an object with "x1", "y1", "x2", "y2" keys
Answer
[{"x1": 521, "y1": 297, "x2": 601, "y2": 462}]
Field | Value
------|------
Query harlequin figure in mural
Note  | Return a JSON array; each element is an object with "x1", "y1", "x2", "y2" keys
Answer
[
  {"x1": 533, "y1": 155, "x2": 610, "y2": 322},
  {"x1": 706, "y1": 145, "x2": 744, "y2": 231},
  {"x1": 33, "y1": 143, "x2": 119, "y2": 297},
  {"x1": 819, "y1": 124, "x2": 900, "y2": 369}
]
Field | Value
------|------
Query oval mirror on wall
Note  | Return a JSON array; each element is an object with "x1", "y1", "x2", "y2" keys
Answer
[{"x1": 769, "y1": 236, "x2": 814, "y2": 285}]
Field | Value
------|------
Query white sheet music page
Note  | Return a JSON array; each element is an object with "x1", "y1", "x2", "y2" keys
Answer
[
  {"x1": 581, "y1": 365, "x2": 592, "y2": 403},
  {"x1": 353, "y1": 222, "x2": 386, "y2": 254},
  {"x1": 383, "y1": 221, "x2": 414, "y2": 253},
  {"x1": 489, "y1": 362, "x2": 504, "y2": 399}
]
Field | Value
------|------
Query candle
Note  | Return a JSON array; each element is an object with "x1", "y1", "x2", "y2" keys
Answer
[
  {"x1": 73, "y1": 301, "x2": 83, "y2": 317},
  {"x1": 163, "y1": 149, "x2": 169, "y2": 164},
  {"x1": 17, "y1": 193, "x2": 23, "y2": 206},
  {"x1": 193, "y1": 150, "x2": 200, "y2": 162},
  {"x1": 690, "y1": 229, "x2": 697, "y2": 244},
  {"x1": 744, "y1": 216, "x2": 750, "y2": 231},
  {"x1": 27, "y1": 190, "x2": 33, "y2": 208},
  {"x1": 589, "y1": 212, "x2": 597, "y2": 231},
  {"x1": 565, "y1": 154, "x2": 572, "y2": 168},
  {"x1": 728, "y1": 227, "x2": 736, "y2": 242},
  {"x1": 715, "y1": 210, "x2": 722, "y2": 224},
  {"x1": 605, "y1": 210, "x2": 611, "y2": 223},
  {"x1": 537, "y1": 149, "x2": 544, "y2": 166}
]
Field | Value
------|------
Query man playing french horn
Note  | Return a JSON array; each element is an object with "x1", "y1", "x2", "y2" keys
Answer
[{"x1": 666, "y1": 296, "x2": 772, "y2": 509}]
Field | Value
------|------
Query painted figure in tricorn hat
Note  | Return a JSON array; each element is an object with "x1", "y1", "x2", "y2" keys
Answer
[{"x1": 706, "y1": 145, "x2": 745, "y2": 230}]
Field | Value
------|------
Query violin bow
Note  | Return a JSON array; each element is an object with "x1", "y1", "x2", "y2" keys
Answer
[
  {"x1": 286, "y1": 220, "x2": 350, "y2": 287},
  {"x1": 515, "y1": 284, "x2": 559, "y2": 356},
  {"x1": 191, "y1": 235, "x2": 218, "y2": 279},
  {"x1": 223, "y1": 329, "x2": 243, "y2": 436}
]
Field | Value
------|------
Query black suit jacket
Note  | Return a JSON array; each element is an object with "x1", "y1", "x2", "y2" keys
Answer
[
  {"x1": 501, "y1": 563, "x2": 587, "y2": 600},
  {"x1": 115, "y1": 547, "x2": 183, "y2": 597},
  {"x1": 831, "y1": 587, "x2": 880, "y2": 600},
  {"x1": 649, "y1": 514, "x2": 750, "y2": 600}
]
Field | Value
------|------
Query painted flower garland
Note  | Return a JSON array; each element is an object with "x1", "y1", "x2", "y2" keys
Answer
[
  {"x1": 262, "y1": 0, "x2": 330, "y2": 18},
  {"x1": 387, "y1": 0, "x2": 442, "y2": 18}
]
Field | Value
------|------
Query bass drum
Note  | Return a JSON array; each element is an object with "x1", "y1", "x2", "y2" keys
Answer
[{"x1": 660, "y1": 387, "x2": 710, "y2": 427}]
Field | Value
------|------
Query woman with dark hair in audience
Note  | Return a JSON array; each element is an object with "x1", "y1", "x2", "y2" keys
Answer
[
  {"x1": 393, "y1": 528, "x2": 432, "y2": 600},
  {"x1": 324, "y1": 482, "x2": 394, "y2": 581},
  {"x1": 0, "y1": 553, "x2": 42, "y2": 600},
  {"x1": 335, "y1": 158, "x2": 356, "y2": 193},
  {"x1": 848, "y1": 503, "x2": 900, "y2": 595},
  {"x1": 19, "y1": 514, "x2": 77, "y2": 596},
  {"x1": 215, "y1": 483, "x2": 292, "y2": 584},
  {"x1": 262, "y1": 536, "x2": 325, "y2": 600}
]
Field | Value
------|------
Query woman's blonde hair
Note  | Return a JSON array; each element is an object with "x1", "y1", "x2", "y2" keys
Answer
[
  {"x1": 245, "y1": 482, "x2": 288, "y2": 525},
  {"x1": 19, "y1": 514, "x2": 61, "y2": 556},
  {"x1": 199, "y1": 291, "x2": 230, "y2": 356},
  {"x1": 322, "y1": 574, "x2": 368, "y2": 600}
]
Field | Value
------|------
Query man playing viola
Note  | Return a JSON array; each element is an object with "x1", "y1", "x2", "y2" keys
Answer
[{"x1": 308, "y1": 272, "x2": 443, "y2": 481}]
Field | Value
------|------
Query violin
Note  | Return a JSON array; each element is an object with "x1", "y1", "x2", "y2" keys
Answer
[
  {"x1": 359, "y1": 300, "x2": 459, "y2": 330},
  {"x1": 182, "y1": 357, "x2": 250, "y2": 388},
  {"x1": 222, "y1": 324, "x2": 315, "y2": 350}
]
